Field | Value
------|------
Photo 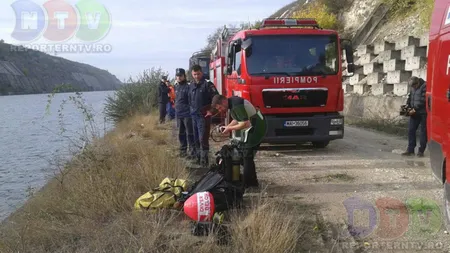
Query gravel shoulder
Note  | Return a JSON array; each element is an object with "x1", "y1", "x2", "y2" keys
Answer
[{"x1": 216, "y1": 125, "x2": 450, "y2": 252}]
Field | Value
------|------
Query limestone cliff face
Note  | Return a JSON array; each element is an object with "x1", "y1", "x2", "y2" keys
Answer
[{"x1": 0, "y1": 42, "x2": 122, "y2": 95}]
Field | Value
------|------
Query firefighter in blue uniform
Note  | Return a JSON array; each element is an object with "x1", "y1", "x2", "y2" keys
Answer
[
  {"x1": 188, "y1": 64, "x2": 219, "y2": 167},
  {"x1": 174, "y1": 68, "x2": 195, "y2": 158},
  {"x1": 157, "y1": 76, "x2": 169, "y2": 124}
]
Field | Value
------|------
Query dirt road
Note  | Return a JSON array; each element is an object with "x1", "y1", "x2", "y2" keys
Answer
[{"x1": 249, "y1": 126, "x2": 449, "y2": 252}]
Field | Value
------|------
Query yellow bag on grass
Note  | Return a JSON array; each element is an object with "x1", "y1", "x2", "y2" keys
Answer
[{"x1": 134, "y1": 178, "x2": 189, "y2": 210}]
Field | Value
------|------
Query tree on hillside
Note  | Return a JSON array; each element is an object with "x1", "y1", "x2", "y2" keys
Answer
[
  {"x1": 202, "y1": 26, "x2": 224, "y2": 53},
  {"x1": 239, "y1": 20, "x2": 263, "y2": 30},
  {"x1": 199, "y1": 20, "x2": 263, "y2": 56},
  {"x1": 292, "y1": 1, "x2": 339, "y2": 30}
]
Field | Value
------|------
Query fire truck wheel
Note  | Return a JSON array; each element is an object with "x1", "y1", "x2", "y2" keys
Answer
[{"x1": 312, "y1": 141, "x2": 330, "y2": 148}]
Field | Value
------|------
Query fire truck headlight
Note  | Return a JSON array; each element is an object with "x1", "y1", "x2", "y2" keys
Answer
[{"x1": 330, "y1": 118, "x2": 343, "y2": 125}]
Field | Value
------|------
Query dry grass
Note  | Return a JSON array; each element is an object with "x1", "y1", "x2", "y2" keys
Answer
[{"x1": 0, "y1": 114, "x2": 302, "y2": 253}]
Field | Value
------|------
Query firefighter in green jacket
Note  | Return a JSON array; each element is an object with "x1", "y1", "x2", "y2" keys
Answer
[{"x1": 207, "y1": 94, "x2": 267, "y2": 189}]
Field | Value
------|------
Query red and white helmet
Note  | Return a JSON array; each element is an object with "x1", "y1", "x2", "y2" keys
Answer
[{"x1": 183, "y1": 192, "x2": 215, "y2": 222}]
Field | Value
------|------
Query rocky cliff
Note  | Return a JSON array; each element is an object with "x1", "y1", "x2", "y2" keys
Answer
[
  {"x1": 272, "y1": 0, "x2": 426, "y2": 45},
  {"x1": 0, "y1": 42, "x2": 122, "y2": 95}
]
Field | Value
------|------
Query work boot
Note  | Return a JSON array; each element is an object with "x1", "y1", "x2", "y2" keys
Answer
[
  {"x1": 417, "y1": 152, "x2": 424, "y2": 157},
  {"x1": 401, "y1": 151, "x2": 415, "y2": 156}
]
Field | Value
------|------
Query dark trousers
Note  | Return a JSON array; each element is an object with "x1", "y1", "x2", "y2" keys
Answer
[
  {"x1": 167, "y1": 102, "x2": 175, "y2": 120},
  {"x1": 159, "y1": 103, "x2": 166, "y2": 124},
  {"x1": 242, "y1": 142, "x2": 260, "y2": 187},
  {"x1": 407, "y1": 114, "x2": 427, "y2": 153},
  {"x1": 192, "y1": 114, "x2": 211, "y2": 166},
  {"x1": 241, "y1": 113, "x2": 266, "y2": 187},
  {"x1": 178, "y1": 117, "x2": 194, "y2": 156}
]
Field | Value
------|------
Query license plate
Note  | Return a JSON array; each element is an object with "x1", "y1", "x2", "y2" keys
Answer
[{"x1": 284, "y1": 120, "x2": 308, "y2": 127}]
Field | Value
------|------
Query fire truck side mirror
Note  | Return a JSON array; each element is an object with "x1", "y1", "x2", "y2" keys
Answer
[
  {"x1": 226, "y1": 65, "x2": 232, "y2": 75},
  {"x1": 344, "y1": 45, "x2": 354, "y2": 70},
  {"x1": 226, "y1": 49, "x2": 233, "y2": 75},
  {"x1": 241, "y1": 38, "x2": 252, "y2": 50},
  {"x1": 341, "y1": 39, "x2": 355, "y2": 76},
  {"x1": 226, "y1": 43, "x2": 236, "y2": 75}
]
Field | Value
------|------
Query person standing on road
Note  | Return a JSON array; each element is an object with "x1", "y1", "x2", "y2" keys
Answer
[
  {"x1": 401, "y1": 76, "x2": 427, "y2": 157},
  {"x1": 157, "y1": 76, "x2": 170, "y2": 124},
  {"x1": 174, "y1": 68, "x2": 195, "y2": 158},
  {"x1": 208, "y1": 95, "x2": 267, "y2": 189},
  {"x1": 188, "y1": 64, "x2": 219, "y2": 167}
]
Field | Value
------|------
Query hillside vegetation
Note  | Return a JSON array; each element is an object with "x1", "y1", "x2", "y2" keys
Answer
[
  {"x1": 381, "y1": 0, "x2": 434, "y2": 29},
  {"x1": 292, "y1": 0, "x2": 344, "y2": 30},
  {"x1": 195, "y1": 0, "x2": 435, "y2": 55},
  {"x1": 277, "y1": 0, "x2": 434, "y2": 42},
  {"x1": 0, "y1": 41, "x2": 122, "y2": 95}
]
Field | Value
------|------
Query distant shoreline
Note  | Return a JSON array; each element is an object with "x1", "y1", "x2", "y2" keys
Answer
[{"x1": 0, "y1": 88, "x2": 119, "y2": 97}]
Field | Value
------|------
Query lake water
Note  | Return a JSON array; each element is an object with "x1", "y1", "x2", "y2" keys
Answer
[{"x1": 0, "y1": 91, "x2": 115, "y2": 221}]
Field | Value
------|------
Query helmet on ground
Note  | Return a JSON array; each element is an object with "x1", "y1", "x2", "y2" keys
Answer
[{"x1": 183, "y1": 191, "x2": 215, "y2": 222}]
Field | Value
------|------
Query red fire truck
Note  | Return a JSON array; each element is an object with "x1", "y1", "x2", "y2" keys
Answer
[
  {"x1": 426, "y1": 0, "x2": 450, "y2": 228},
  {"x1": 209, "y1": 18, "x2": 355, "y2": 147}
]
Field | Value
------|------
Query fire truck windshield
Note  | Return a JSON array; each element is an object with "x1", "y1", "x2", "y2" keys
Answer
[{"x1": 245, "y1": 34, "x2": 338, "y2": 77}]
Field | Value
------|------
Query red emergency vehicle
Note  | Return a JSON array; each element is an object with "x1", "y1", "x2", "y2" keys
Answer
[
  {"x1": 209, "y1": 18, "x2": 355, "y2": 147},
  {"x1": 426, "y1": 0, "x2": 450, "y2": 227}
]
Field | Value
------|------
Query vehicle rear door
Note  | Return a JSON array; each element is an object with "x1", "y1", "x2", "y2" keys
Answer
[{"x1": 436, "y1": 4, "x2": 450, "y2": 181}]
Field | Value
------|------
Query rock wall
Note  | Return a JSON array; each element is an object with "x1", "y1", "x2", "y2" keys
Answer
[
  {"x1": 340, "y1": 0, "x2": 380, "y2": 38},
  {"x1": 343, "y1": 33, "x2": 429, "y2": 122},
  {"x1": 0, "y1": 42, "x2": 122, "y2": 95}
]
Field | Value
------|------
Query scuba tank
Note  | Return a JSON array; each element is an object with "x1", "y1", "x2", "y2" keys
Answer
[{"x1": 231, "y1": 146, "x2": 241, "y2": 182}]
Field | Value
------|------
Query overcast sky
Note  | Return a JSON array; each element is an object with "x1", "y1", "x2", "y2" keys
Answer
[{"x1": 0, "y1": 0, "x2": 293, "y2": 81}]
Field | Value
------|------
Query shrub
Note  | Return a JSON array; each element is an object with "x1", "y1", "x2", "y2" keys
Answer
[
  {"x1": 382, "y1": 0, "x2": 415, "y2": 16},
  {"x1": 104, "y1": 67, "x2": 169, "y2": 123},
  {"x1": 320, "y1": 0, "x2": 352, "y2": 14},
  {"x1": 417, "y1": 0, "x2": 435, "y2": 29},
  {"x1": 292, "y1": 1, "x2": 339, "y2": 30},
  {"x1": 382, "y1": 0, "x2": 434, "y2": 29}
]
